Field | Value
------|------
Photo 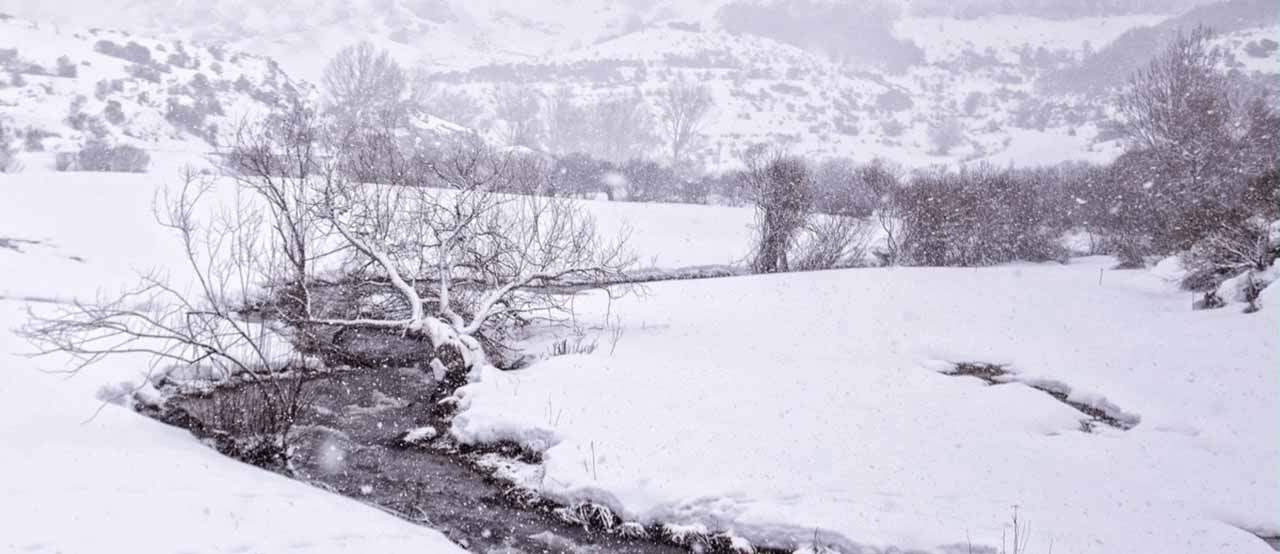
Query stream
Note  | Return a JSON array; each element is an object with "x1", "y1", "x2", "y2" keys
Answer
[{"x1": 150, "y1": 367, "x2": 693, "y2": 554}]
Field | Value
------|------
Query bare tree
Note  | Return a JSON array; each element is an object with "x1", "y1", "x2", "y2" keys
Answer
[
  {"x1": 414, "y1": 72, "x2": 486, "y2": 129},
  {"x1": 589, "y1": 92, "x2": 657, "y2": 164},
  {"x1": 544, "y1": 87, "x2": 591, "y2": 156},
  {"x1": 1110, "y1": 26, "x2": 1247, "y2": 252},
  {"x1": 742, "y1": 147, "x2": 813, "y2": 273},
  {"x1": 24, "y1": 101, "x2": 635, "y2": 428},
  {"x1": 322, "y1": 41, "x2": 409, "y2": 129},
  {"x1": 657, "y1": 79, "x2": 714, "y2": 171},
  {"x1": 495, "y1": 84, "x2": 543, "y2": 149},
  {"x1": 1114, "y1": 26, "x2": 1234, "y2": 156},
  {"x1": 21, "y1": 171, "x2": 313, "y2": 467}
]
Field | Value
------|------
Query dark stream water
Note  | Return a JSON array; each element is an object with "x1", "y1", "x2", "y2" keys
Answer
[{"x1": 155, "y1": 368, "x2": 691, "y2": 554}]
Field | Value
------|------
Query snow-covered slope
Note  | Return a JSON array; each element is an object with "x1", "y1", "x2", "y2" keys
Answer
[
  {"x1": 453, "y1": 259, "x2": 1280, "y2": 554},
  {"x1": 1, "y1": 2, "x2": 1276, "y2": 171},
  {"x1": 3, "y1": 153, "x2": 1278, "y2": 554},
  {"x1": 0, "y1": 13, "x2": 309, "y2": 168},
  {"x1": 0, "y1": 170, "x2": 466, "y2": 554}
]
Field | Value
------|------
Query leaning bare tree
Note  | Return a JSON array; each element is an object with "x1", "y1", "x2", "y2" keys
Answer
[
  {"x1": 307, "y1": 132, "x2": 633, "y2": 384},
  {"x1": 23, "y1": 97, "x2": 634, "y2": 440}
]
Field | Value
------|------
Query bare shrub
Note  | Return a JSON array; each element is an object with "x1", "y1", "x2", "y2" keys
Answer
[
  {"x1": 73, "y1": 139, "x2": 150, "y2": 172},
  {"x1": 895, "y1": 165, "x2": 1065, "y2": 267},
  {"x1": 185, "y1": 377, "x2": 316, "y2": 468},
  {"x1": 791, "y1": 215, "x2": 874, "y2": 271},
  {"x1": 547, "y1": 336, "x2": 598, "y2": 357},
  {"x1": 21, "y1": 171, "x2": 313, "y2": 464}
]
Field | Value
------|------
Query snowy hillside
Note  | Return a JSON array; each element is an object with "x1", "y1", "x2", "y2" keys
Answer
[
  {"x1": 0, "y1": 13, "x2": 308, "y2": 170},
  {"x1": 2, "y1": 1, "x2": 1276, "y2": 170}
]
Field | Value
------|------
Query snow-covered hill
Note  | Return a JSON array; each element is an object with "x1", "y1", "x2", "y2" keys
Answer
[
  {"x1": 0, "y1": 1, "x2": 1275, "y2": 171},
  {"x1": 0, "y1": 13, "x2": 309, "y2": 169}
]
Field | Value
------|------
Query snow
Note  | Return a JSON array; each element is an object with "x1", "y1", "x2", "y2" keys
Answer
[
  {"x1": 0, "y1": 169, "x2": 466, "y2": 553},
  {"x1": 401, "y1": 425, "x2": 439, "y2": 444},
  {"x1": 4, "y1": 164, "x2": 1278, "y2": 554},
  {"x1": 452, "y1": 257, "x2": 1280, "y2": 553}
]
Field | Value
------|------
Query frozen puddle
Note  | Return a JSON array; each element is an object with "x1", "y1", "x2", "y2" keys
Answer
[{"x1": 943, "y1": 362, "x2": 1141, "y2": 431}]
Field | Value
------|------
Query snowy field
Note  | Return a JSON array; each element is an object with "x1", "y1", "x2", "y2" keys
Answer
[
  {"x1": 454, "y1": 261, "x2": 1280, "y2": 553},
  {"x1": 0, "y1": 173, "x2": 470, "y2": 552},
  {"x1": 2, "y1": 169, "x2": 1277, "y2": 553},
  {"x1": 0, "y1": 169, "x2": 753, "y2": 553}
]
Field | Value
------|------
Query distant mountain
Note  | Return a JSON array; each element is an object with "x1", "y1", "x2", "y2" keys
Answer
[
  {"x1": 0, "y1": 12, "x2": 308, "y2": 161},
  {"x1": 0, "y1": 0, "x2": 1275, "y2": 171},
  {"x1": 1041, "y1": 0, "x2": 1280, "y2": 94}
]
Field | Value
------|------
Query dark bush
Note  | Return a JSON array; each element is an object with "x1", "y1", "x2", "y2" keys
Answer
[
  {"x1": 67, "y1": 139, "x2": 150, "y2": 173},
  {"x1": 895, "y1": 165, "x2": 1066, "y2": 266},
  {"x1": 103, "y1": 100, "x2": 125, "y2": 125},
  {"x1": 94, "y1": 40, "x2": 152, "y2": 65}
]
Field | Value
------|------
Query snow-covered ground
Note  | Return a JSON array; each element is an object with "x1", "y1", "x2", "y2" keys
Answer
[
  {"x1": 453, "y1": 264, "x2": 1280, "y2": 552},
  {"x1": 0, "y1": 171, "x2": 467, "y2": 553},
  {"x1": 3, "y1": 168, "x2": 1277, "y2": 553}
]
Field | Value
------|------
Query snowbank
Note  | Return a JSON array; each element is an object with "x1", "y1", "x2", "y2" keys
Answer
[
  {"x1": 453, "y1": 258, "x2": 1280, "y2": 554},
  {"x1": 0, "y1": 171, "x2": 466, "y2": 553}
]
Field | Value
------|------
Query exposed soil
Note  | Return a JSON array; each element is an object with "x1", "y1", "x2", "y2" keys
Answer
[
  {"x1": 147, "y1": 368, "x2": 773, "y2": 553},
  {"x1": 946, "y1": 362, "x2": 1138, "y2": 431}
]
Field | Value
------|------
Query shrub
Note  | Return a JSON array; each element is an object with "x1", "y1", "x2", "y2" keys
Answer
[
  {"x1": 791, "y1": 215, "x2": 873, "y2": 271},
  {"x1": 67, "y1": 139, "x2": 150, "y2": 172},
  {"x1": 103, "y1": 100, "x2": 125, "y2": 125},
  {"x1": 22, "y1": 127, "x2": 56, "y2": 152},
  {"x1": 875, "y1": 89, "x2": 913, "y2": 112},
  {"x1": 895, "y1": 166, "x2": 1066, "y2": 267},
  {"x1": 0, "y1": 122, "x2": 17, "y2": 172},
  {"x1": 1179, "y1": 217, "x2": 1277, "y2": 291},
  {"x1": 1244, "y1": 38, "x2": 1279, "y2": 58},
  {"x1": 56, "y1": 55, "x2": 77, "y2": 78},
  {"x1": 94, "y1": 40, "x2": 152, "y2": 65},
  {"x1": 124, "y1": 63, "x2": 161, "y2": 83},
  {"x1": 881, "y1": 118, "x2": 906, "y2": 138}
]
